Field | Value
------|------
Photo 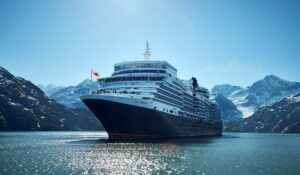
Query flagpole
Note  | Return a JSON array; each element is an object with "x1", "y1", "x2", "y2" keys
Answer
[
  {"x1": 90, "y1": 68, "x2": 92, "y2": 83},
  {"x1": 90, "y1": 68, "x2": 92, "y2": 94}
]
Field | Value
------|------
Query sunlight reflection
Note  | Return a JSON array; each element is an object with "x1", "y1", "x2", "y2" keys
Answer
[{"x1": 66, "y1": 142, "x2": 183, "y2": 174}]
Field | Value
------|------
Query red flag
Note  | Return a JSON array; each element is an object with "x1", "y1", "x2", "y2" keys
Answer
[{"x1": 92, "y1": 70, "x2": 100, "y2": 77}]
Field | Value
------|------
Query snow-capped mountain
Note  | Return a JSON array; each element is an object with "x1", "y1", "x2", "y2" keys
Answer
[
  {"x1": 212, "y1": 75, "x2": 300, "y2": 117},
  {"x1": 49, "y1": 79, "x2": 98, "y2": 108},
  {"x1": 242, "y1": 75, "x2": 300, "y2": 106},
  {"x1": 38, "y1": 84, "x2": 65, "y2": 96},
  {"x1": 0, "y1": 66, "x2": 103, "y2": 131},
  {"x1": 226, "y1": 92, "x2": 300, "y2": 133},
  {"x1": 212, "y1": 94, "x2": 242, "y2": 122}
]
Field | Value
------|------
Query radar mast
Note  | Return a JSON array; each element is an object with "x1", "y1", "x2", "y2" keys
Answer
[{"x1": 143, "y1": 40, "x2": 151, "y2": 60}]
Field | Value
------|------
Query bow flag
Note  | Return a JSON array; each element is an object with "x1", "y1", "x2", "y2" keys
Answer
[{"x1": 91, "y1": 70, "x2": 100, "y2": 77}]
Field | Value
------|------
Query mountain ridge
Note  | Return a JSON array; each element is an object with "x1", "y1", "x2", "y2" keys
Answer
[
  {"x1": 212, "y1": 74, "x2": 300, "y2": 117},
  {"x1": 0, "y1": 66, "x2": 103, "y2": 131},
  {"x1": 226, "y1": 92, "x2": 300, "y2": 133},
  {"x1": 38, "y1": 84, "x2": 65, "y2": 96}
]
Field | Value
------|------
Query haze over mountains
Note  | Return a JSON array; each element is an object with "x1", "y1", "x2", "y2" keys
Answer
[
  {"x1": 37, "y1": 84, "x2": 65, "y2": 96},
  {"x1": 49, "y1": 80, "x2": 98, "y2": 109},
  {"x1": 212, "y1": 94, "x2": 243, "y2": 122}
]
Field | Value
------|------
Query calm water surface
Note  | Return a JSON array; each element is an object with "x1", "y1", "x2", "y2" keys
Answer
[{"x1": 0, "y1": 132, "x2": 300, "y2": 175}]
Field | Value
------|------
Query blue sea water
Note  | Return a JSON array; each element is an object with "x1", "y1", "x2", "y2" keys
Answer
[{"x1": 0, "y1": 132, "x2": 300, "y2": 175}]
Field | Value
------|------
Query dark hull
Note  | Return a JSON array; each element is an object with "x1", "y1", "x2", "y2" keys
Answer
[{"x1": 82, "y1": 98, "x2": 222, "y2": 139}]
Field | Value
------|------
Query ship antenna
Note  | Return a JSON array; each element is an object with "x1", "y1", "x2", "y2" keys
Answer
[{"x1": 143, "y1": 40, "x2": 151, "y2": 60}]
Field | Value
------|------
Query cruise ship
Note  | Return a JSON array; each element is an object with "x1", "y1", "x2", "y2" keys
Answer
[{"x1": 81, "y1": 42, "x2": 222, "y2": 139}]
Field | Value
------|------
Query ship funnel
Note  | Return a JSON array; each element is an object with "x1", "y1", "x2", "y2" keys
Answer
[{"x1": 192, "y1": 77, "x2": 199, "y2": 89}]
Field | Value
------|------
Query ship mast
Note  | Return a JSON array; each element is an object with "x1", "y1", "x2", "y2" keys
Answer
[{"x1": 143, "y1": 40, "x2": 151, "y2": 60}]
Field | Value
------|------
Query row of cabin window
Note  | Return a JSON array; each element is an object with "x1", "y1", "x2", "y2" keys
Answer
[
  {"x1": 160, "y1": 84, "x2": 183, "y2": 96},
  {"x1": 115, "y1": 64, "x2": 168, "y2": 70},
  {"x1": 156, "y1": 88, "x2": 182, "y2": 102},
  {"x1": 153, "y1": 98, "x2": 181, "y2": 109},
  {"x1": 97, "y1": 89, "x2": 141, "y2": 95},
  {"x1": 154, "y1": 93, "x2": 183, "y2": 107},
  {"x1": 166, "y1": 81, "x2": 182, "y2": 91},
  {"x1": 113, "y1": 70, "x2": 166, "y2": 75},
  {"x1": 104, "y1": 76, "x2": 164, "y2": 82}
]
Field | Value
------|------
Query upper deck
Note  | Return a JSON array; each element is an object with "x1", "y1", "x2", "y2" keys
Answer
[{"x1": 113, "y1": 60, "x2": 177, "y2": 76}]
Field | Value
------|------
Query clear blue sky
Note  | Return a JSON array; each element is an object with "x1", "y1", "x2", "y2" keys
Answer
[{"x1": 1, "y1": 0, "x2": 300, "y2": 89}]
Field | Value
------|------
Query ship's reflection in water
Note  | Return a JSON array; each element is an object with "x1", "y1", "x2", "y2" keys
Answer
[{"x1": 1, "y1": 132, "x2": 300, "y2": 175}]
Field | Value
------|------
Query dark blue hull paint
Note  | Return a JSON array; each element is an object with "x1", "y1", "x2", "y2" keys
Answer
[{"x1": 82, "y1": 99, "x2": 222, "y2": 139}]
